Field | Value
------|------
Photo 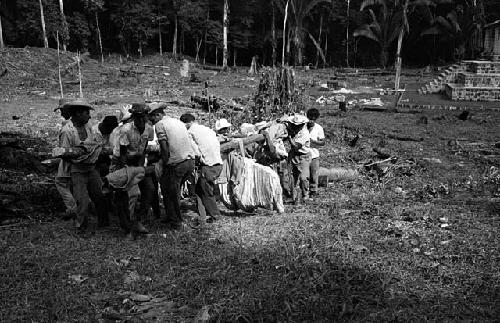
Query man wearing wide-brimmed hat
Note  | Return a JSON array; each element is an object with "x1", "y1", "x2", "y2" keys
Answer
[
  {"x1": 59, "y1": 99, "x2": 107, "y2": 232},
  {"x1": 284, "y1": 114, "x2": 312, "y2": 203},
  {"x1": 114, "y1": 103, "x2": 155, "y2": 236}
]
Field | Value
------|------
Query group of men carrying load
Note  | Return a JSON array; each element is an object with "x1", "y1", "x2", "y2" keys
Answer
[{"x1": 53, "y1": 98, "x2": 325, "y2": 239}]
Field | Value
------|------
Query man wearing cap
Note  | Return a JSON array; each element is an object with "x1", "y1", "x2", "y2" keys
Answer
[
  {"x1": 215, "y1": 118, "x2": 232, "y2": 143},
  {"x1": 54, "y1": 98, "x2": 76, "y2": 220},
  {"x1": 180, "y1": 113, "x2": 222, "y2": 223},
  {"x1": 59, "y1": 99, "x2": 107, "y2": 231},
  {"x1": 116, "y1": 103, "x2": 155, "y2": 235},
  {"x1": 284, "y1": 114, "x2": 312, "y2": 203},
  {"x1": 150, "y1": 107, "x2": 195, "y2": 229}
]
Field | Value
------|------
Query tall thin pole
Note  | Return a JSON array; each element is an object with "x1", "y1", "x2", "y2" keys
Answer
[
  {"x1": 158, "y1": 19, "x2": 162, "y2": 56},
  {"x1": 394, "y1": 0, "x2": 408, "y2": 91},
  {"x1": 58, "y1": 0, "x2": 67, "y2": 51},
  {"x1": 173, "y1": 14, "x2": 178, "y2": 59},
  {"x1": 282, "y1": 0, "x2": 289, "y2": 67},
  {"x1": 0, "y1": 11, "x2": 4, "y2": 49},
  {"x1": 95, "y1": 12, "x2": 104, "y2": 63},
  {"x1": 271, "y1": 0, "x2": 276, "y2": 67},
  {"x1": 77, "y1": 51, "x2": 83, "y2": 98},
  {"x1": 222, "y1": 0, "x2": 229, "y2": 70},
  {"x1": 39, "y1": 0, "x2": 49, "y2": 48},
  {"x1": 316, "y1": 14, "x2": 323, "y2": 68},
  {"x1": 57, "y1": 31, "x2": 64, "y2": 97},
  {"x1": 346, "y1": 0, "x2": 350, "y2": 67}
]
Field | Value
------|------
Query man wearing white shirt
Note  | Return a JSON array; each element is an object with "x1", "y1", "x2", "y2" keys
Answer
[
  {"x1": 181, "y1": 113, "x2": 223, "y2": 223},
  {"x1": 306, "y1": 108, "x2": 325, "y2": 196},
  {"x1": 150, "y1": 108, "x2": 195, "y2": 229}
]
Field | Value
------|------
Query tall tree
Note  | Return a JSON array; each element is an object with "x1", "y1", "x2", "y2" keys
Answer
[
  {"x1": 178, "y1": 0, "x2": 208, "y2": 62},
  {"x1": 0, "y1": 1, "x2": 4, "y2": 49},
  {"x1": 83, "y1": 0, "x2": 105, "y2": 62},
  {"x1": 58, "y1": 0, "x2": 68, "y2": 51},
  {"x1": 394, "y1": 0, "x2": 409, "y2": 90},
  {"x1": 271, "y1": 0, "x2": 277, "y2": 66},
  {"x1": 222, "y1": 0, "x2": 229, "y2": 69},
  {"x1": 277, "y1": 0, "x2": 331, "y2": 66},
  {"x1": 39, "y1": 0, "x2": 48, "y2": 48},
  {"x1": 354, "y1": 0, "x2": 433, "y2": 69},
  {"x1": 421, "y1": 0, "x2": 484, "y2": 60}
]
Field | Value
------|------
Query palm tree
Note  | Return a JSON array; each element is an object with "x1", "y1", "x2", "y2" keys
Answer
[
  {"x1": 421, "y1": 2, "x2": 483, "y2": 60},
  {"x1": 354, "y1": 0, "x2": 433, "y2": 68},
  {"x1": 277, "y1": 0, "x2": 331, "y2": 66}
]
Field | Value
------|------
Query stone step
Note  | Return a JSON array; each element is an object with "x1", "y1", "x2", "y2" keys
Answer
[
  {"x1": 445, "y1": 83, "x2": 500, "y2": 101},
  {"x1": 456, "y1": 72, "x2": 500, "y2": 87}
]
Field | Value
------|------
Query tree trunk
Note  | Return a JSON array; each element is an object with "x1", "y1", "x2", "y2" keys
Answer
[
  {"x1": 77, "y1": 51, "x2": 83, "y2": 98},
  {"x1": 215, "y1": 46, "x2": 218, "y2": 66},
  {"x1": 394, "y1": 0, "x2": 408, "y2": 90},
  {"x1": 96, "y1": 12, "x2": 104, "y2": 63},
  {"x1": 346, "y1": 0, "x2": 350, "y2": 67},
  {"x1": 380, "y1": 46, "x2": 388, "y2": 69},
  {"x1": 233, "y1": 47, "x2": 236, "y2": 66},
  {"x1": 294, "y1": 25, "x2": 303, "y2": 66},
  {"x1": 181, "y1": 28, "x2": 184, "y2": 54},
  {"x1": 324, "y1": 33, "x2": 328, "y2": 68},
  {"x1": 58, "y1": 0, "x2": 68, "y2": 51},
  {"x1": 315, "y1": 14, "x2": 323, "y2": 68},
  {"x1": 282, "y1": 0, "x2": 289, "y2": 66},
  {"x1": 173, "y1": 14, "x2": 178, "y2": 59},
  {"x1": 394, "y1": 28, "x2": 404, "y2": 90},
  {"x1": 271, "y1": 0, "x2": 276, "y2": 67},
  {"x1": 56, "y1": 31, "x2": 63, "y2": 97},
  {"x1": 203, "y1": 8, "x2": 209, "y2": 64},
  {"x1": 159, "y1": 20, "x2": 162, "y2": 56},
  {"x1": 286, "y1": 29, "x2": 292, "y2": 65},
  {"x1": 196, "y1": 38, "x2": 202, "y2": 62},
  {"x1": 222, "y1": 0, "x2": 229, "y2": 70},
  {"x1": 39, "y1": 0, "x2": 48, "y2": 48},
  {"x1": 0, "y1": 13, "x2": 4, "y2": 49}
]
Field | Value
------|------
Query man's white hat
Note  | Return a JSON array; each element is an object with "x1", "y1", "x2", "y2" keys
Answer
[
  {"x1": 287, "y1": 114, "x2": 308, "y2": 125},
  {"x1": 215, "y1": 118, "x2": 232, "y2": 131}
]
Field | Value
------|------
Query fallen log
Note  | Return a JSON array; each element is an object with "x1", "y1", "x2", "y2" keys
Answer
[
  {"x1": 385, "y1": 132, "x2": 423, "y2": 142},
  {"x1": 136, "y1": 63, "x2": 170, "y2": 69},
  {"x1": 220, "y1": 134, "x2": 265, "y2": 153}
]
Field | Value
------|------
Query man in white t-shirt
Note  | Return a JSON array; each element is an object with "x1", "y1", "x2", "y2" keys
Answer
[{"x1": 306, "y1": 108, "x2": 325, "y2": 196}]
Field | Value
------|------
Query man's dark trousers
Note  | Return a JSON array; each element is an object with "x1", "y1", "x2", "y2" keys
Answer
[
  {"x1": 160, "y1": 159, "x2": 195, "y2": 225},
  {"x1": 195, "y1": 164, "x2": 222, "y2": 220}
]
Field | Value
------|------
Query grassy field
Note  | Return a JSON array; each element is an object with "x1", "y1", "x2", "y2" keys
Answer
[{"x1": 1, "y1": 51, "x2": 499, "y2": 322}]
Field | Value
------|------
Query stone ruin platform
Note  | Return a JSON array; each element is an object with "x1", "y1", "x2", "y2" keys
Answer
[{"x1": 445, "y1": 60, "x2": 500, "y2": 101}]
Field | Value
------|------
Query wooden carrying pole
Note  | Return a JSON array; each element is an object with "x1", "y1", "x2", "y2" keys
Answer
[{"x1": 220, "y1": 134, "x2": 265, "y2": 153}]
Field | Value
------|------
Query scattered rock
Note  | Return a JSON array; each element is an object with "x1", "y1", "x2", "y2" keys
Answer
[
  {"x1": 130, "y1": 294, "x2": 152, "y2": 302},
  {"x1": 68, "y1": 274, "x2": 88, "y2": 284}
]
